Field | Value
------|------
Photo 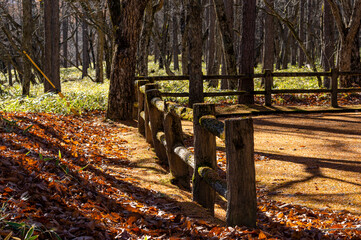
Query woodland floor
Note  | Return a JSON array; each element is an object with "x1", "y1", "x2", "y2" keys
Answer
[{"x1": 1, "y1": 108, "x2": 361, "y2": 239}]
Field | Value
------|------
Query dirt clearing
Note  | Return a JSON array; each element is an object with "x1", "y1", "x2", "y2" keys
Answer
[{"x1": 253, "y1": 112, "x2": 361, "y2": 214}]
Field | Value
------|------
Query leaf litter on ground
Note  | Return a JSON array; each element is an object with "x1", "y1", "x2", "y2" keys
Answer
[{"x1": 1, "y1": 111, "x2": 361, "y2": 239}]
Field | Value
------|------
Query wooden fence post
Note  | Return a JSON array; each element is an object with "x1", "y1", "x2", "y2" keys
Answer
[
  {"x1": 193, "y1": 103, "x2": 216, "y2": 216},
  {"x1": 146, "y1": 88, "x2": 168, "y2": 164},
  {"x1": 144, "y1": 83, "x2": 158, "y2": 144},
  {"x1": 264, "y1": 69, "x2": 272, "y2": 106},
  {"x1": 225, "y1": 118, "x2": 257, "y2": 228},
  {"x1": 331, "y1": 68, "x2": 339, "y2": 108},
  {"x1": 164, "y1": 104, "x2": 190, "y2": 190},
  {"x1": 137, "y1": 80, "x2": 149, "y2": 136}
]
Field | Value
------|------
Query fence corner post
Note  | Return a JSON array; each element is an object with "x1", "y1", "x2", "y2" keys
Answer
[
  {"x1": 264, "y1": 69, "x2": 273, "y2": 107},
  {"x1": 225, "y1": 117, "x2": 257, "y2": 228},
  {"x1": 137, "y1": 80, "x2": 149, "y2": 136},
  {"x1": 193, "y1": 103, "x2": 216, "y2": 216},
  {"x1": 331, "y1": 68, "x2": 339, "y2": 108}
]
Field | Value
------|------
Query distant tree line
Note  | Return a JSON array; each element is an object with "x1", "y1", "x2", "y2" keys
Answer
[{"x1": 0, "y1": 0, "x2": 360, "y2": 120}]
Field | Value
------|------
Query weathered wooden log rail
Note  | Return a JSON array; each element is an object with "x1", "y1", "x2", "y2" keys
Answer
[
  {"x1": 135, "y1": 69, "x2": 361, "y2": 108},
  {"x1": 136, "y1": 80, "x2": 257, "y2": 227}
]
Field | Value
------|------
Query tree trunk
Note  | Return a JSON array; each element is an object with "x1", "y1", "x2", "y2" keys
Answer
[
  {"x1": 298, "y1": 0, "x2": 305, "y2": 67},
  {"x1": 82, "y1": 13, "x2": 89, "y2": 79},
  {"x1": 238, "y1": 0, "x2": 256, "y2": 104},
  {"x1": 212, "y1": 0, "x2": 237, "y2": 88},
  {"x1": 187, "y1": 0, "x2": 204, "y2": 107},
  {"x1": 207, "y1": 0, "x2": 218, "y2": 87},
  {"x1": 172, "y1": 2, "x2": 180, "y2": 71},
  {"x1": 326, "y1": 0, "x2": 361, "y2": 87},
  {"x1": 62, "y1": 10, "x2": 68, "y2": 68},
  {"x1": 262, "y1": 0, "x2": 274, "y2": 72},
  {"x1": 322, "y1": 0, "x2": 334, "y2": 88},
  {"x1": 75, "y1": 16, "x2": 79, "y2": 67},
  {"x1": 104, "y1": 36, "x2": 112, "y2": 80},
  {"x1": 137, "y1": 1, "x2": 155, "y2": 76},
  {"x1": 180, "y1": 0, "x2": 189, "y2": 75},
  {"x1": 44, "y1": 0, "x2": 60, "y2": 93},
  {"x1": 8, "y1": 63, "x2": 12, "y2": 86},
  {"x1": 96, "y1": 7, "x2": 105, "y2": 83},
  {"x1": 22, "y1": 0, "x2": 32, "y2": 96},
  {"x1": 106, "y1": 0, "x2": 149, "y2": 121}
]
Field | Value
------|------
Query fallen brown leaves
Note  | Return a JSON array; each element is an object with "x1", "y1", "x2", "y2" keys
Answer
[{"x1": 0, "y1": 111, "x2": 361, "y2": 239}]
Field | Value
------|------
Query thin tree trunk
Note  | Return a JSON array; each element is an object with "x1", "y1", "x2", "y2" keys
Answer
[
  {"x1": 82, "y1": 13, "x2": 89, "y2": 79},
  {"x1": 180, "y1": 0, "x2": 189, "y2": 75},
  {"x1": 75, "y1": 16, "x2": 79, "y2": 67},
  {"x1": 322, "y1": 0, "x2": 334, "y2": 88},
  {"x1": 207, "y1": 0, "x2": 218, "y2": 87},
  {"x1": 238, "y1": 0, "x2": 256, "y2": 104},
  {"x1": 62, "y1": 11, "x2": 68, "y2": 68},
  {"x1": 44, "y1": 0, "x2": 60, "y2": 92},
  {"x1": 8, "y1": 63, "x2": 12, "y2": 86},
  {"x1": 22, "y1": 0, "x2": 32, "y2": 95},
  {"x1": 187, "y1": 0, "x2": 203, "y2": 106},
  {"x1": 262, "y1": 0, "x2": 274, "y2": 72},
  {"x1": 172, "y1": 2, "x2": 180, "y2": 71},
  {"x1": 298, "y1": 0, "x2": 305, "y2": 67},
  {"x1": 212, "y1": 0, "x2": 237, "y2": 88},
  {"x1": 96, "y1": 7, "x2": 105, "y2": 83}
]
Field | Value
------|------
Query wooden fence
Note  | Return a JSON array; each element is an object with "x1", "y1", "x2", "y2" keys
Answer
[
  {"x1": 135, "y1": 69, "x2": 361, "y2": 108},
  {"x1": 135, "y1": 80, "x2": 257, "y2": 227}
]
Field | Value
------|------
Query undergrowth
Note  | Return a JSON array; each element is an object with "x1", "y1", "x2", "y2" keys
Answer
[{"x1": 0, "y1": 60, "x2": 324, "y2": 114}]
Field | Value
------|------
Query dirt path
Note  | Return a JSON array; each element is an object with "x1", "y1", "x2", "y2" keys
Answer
[
  {"x1": 253, "y1": 112, "x2": 361, "y2": 214},
  {"x1": 121, "y1": 112, "x2": 361, "y2": 220}
]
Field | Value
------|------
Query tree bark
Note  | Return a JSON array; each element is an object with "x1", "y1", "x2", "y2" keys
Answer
[
  {"x1": 75, "y1": 16, "x2": 79, "y2": 67},
  {"x1": 262, "y1": 0, "x2": 274, "y2": 72},
  {"x1": 106, "y1": 0, "x2": 149, "y2": 121},
  {"x1": 82, "y1": 12, "x2": 89, "y2": 79},
  {"x1": 326, "y1": 0, "x2": 361, "y2": 87},
  {"x1": 212, "y1": 0, "x2": 237, "y2": 88},
  {"x1": 96, "y1": 6, "x2": 105, "y2": 83},
  {"x1": 238, "y1": 0, "x2": 256, "y2": 104},
  {"x1": 298, "y1": 0, "x2": 305, "y2": 67},
  {"x1": 44, "y1": 0, "x2": 60, "y2": 93},
  {"x1": 322, "y1": 0, "x2": 334, "y2": 88},
  {"x1": 172, "y1": 1, "x2": 180, "y2": 71},
  {"x1": 187, "y1": 0, "x2": 204, "y2": 107},
  {"x1": 22, "y1": 0, "x2": 32, "y2": 96},
  {"x1": 62, "y1": 7, "x2": 68, "y2": 68}
]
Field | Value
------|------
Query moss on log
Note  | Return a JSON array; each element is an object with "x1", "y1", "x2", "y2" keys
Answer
[
  {"x1": 199, "y1": 115, "x2": 225, "y2": 140},
  {"x1": 151, "y1": 97, "x2": 165, "y2": 112},
  {"x1": 165, "y1": 102, "x2": 193, "y2": 121},
  {"x1": 139, "y1": 85, "x2": 146, "y2": 94},
  {"x1": 198, "y1": 166, "x2": 227, "y2": 198},
  {"x1": 156, "y1": 131, "x2": 167, "y2": 147}
]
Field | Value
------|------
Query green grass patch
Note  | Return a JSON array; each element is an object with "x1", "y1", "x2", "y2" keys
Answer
[{"x1": 0, "y1": 59, "x2": 324, "y2": 114}]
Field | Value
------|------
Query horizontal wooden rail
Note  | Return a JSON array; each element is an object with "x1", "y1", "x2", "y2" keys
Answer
[
  {"x1": 136, "y1": 69, "x2": 361, "y2": 109},
  {"x1": 198, "y1": 166, "x2": 227, "y2": 198},
  {"x1": 165, "y1": 102, "x2": 193, "y2": 121},
  {"x1": 173, "y1": 143, "x2": 195, "y2": 169},
  {"x1": 199, "y1": 115, "x2": 225, "y2": 140}
]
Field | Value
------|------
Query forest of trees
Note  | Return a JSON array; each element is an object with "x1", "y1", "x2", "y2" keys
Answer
[{"x1": 0, "y1": 0, "x2": 360, "y2": 120}]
